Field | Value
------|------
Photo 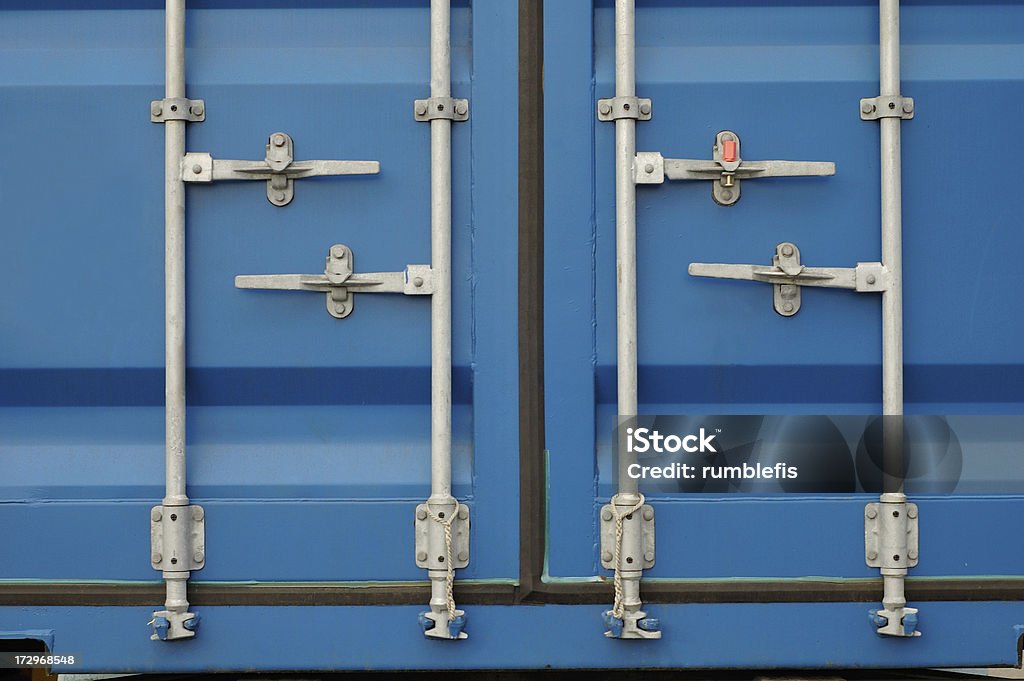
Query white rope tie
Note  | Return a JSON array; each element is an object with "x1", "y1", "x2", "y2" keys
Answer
[
  {"x1": 609, "y1": 493, "x2": 646, "y2": 620},
  {"x1": 426, "y1": 499, "x2": 460, "y2": 623}
]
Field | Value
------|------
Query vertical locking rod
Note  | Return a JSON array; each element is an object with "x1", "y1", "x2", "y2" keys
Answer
[
  {"x1": 880, "y1": 0, "x2": 903, "y2": 428},
  {"x1": 417, "y1": 0, "x2": 466, "y2": 640},
  {"x1": 604, "y1": 0, "x2": 658, "y2": 639},
  {"x1": 164, "y1": 0, "x2": 189, "y2": 580},
  {"x1": 429, "y1": 0, "x2": 452, "y2": 522},
  {"x1": 871, "y1": 0, "x2": 918, "y2": 638},
  {"x1": 150, "y1": 0, "x2": 203, "y2": 641}
]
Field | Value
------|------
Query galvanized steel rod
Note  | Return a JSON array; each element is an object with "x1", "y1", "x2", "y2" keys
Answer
[
  {"x1": 879, "y1": 0, "x2": 905, "y2": 495},
  {"x1": 429, "y1": 0, "x2": 453, "y2": 503},
  {"x1": 615, "y1": 0, "x2": 639, "y2": 499},
  {"x1": 160, "y1": 0, "x2": 193, "y2": 634},
  {"x1": 164, "y1": 0, "x2": 188, "y2": 510}
]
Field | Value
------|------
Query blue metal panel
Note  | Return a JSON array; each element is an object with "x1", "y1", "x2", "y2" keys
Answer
[
  {"x1": 1, "y1": 603, "x2": 1022, "y2": 671},
  {"x1": 542, "y1": 0, "x2": 1024, "y2": 667},
  {"x1": 0, "y1": 0, "x2": 519, "y2": 588}
]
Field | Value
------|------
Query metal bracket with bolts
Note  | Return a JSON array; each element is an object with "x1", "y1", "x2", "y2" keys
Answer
[
  {"x1": 635, "y1": 130, "x2": 836, "y2": 206},
  {"x1": 688, "y1": 242, "x2": 890, "y2": 316},
  {"x1": 234, "y1": 244, "x2": 432, "y2": 319},
  {"x1": 860, "y1": 95, "x2": 915, "y2": 121},
  {"x1": 182, "y1": 133, "x2": 380, "y2": 207},
  {"x1": 596, "y1": 96, "x2": 653, "y2": 122},
  {"x1": 149, "y1": 505, "x2": 205, "y2": 641},
  {"x1": 599, "y1": 497, "x2": 661, "y2": 640},
  {"x1": 866, "y1": 493, "x2": 921, "y2": 637},
  {"x1": 150, "y1": 97, "x2": 205, "y2": 123},
  {"x1": 415, "y1": 500, "x2": 470, "y2": 640},
  {"x1": 414, "y1": 97, "x2": 469, "y2": 122}
]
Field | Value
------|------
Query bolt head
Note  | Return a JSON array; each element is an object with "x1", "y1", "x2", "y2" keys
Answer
[
  {"x1": 416, "y1": 508, "x2": 428, "y2": 521},
  {"x1": 866, "y1": 508, "x2": 878, "y2": 519},
  {"x1": 273, "y1": 134, "x2": 287, "y2": 147},
  {"x1": 867, "y1": 550, "x2": 878, "y2": 561},
  {"x1": 190, "y1": 102, "x2": 204, "y2": 116},
  {"x1": 415, "y1": 102, "x2": 427, "y2": 116},
  {"x1": 781, "y1": 244, "x2": 794, "y2": 257},
  {"x1": 417, "y1": 551, "x2": 428, "y2": 562},
  {"x1": 866, "y1": 274, "x2": 877, "y2": 285},
  {"x1": 193, "y1": 551, "x2": 205, "y2": 563},
  {"x1": 457, "y1": 551, "x2": 469, "y2": 562},
  {"x1": 783, "y1": 302, "x2": 795, "y2": 313},
  {"x1": 151, "y1": 103, "x2": 163, "y2": 117},
  {"x1": 720, "y1": 189, "x2": 734, "y2": 202},
  {"x1": 721, "y1": 133, "x2": 734, "y2": 142},
  {"x1": 331, "y1": 246, "x2": 346, "y2": 259},
  {"x1": 908, "y1": 507, "x2": 918, "y2": 519},
  {"x1": 152, "y1": 552, "x2": 163, "y2": 563},
  {"x1": 455, "y1": 102, "x2": 468, "y2": 116},
  {"x1": 639, "y1": 102, "x2": 651, "y2": 115},
  {"x1": 413, "y1": 276, "x2": 424, "y2": 287},
  {"x1": 458, "y1": 506, "x2": 469, "y2": 520},
  {"x1": 644, "y1": 551, "x2": 655, "y2": 562},
  {"x1": 908, "y1": 549, "x2": 918, "y2": 560},
  {"x1": 644, "y1": 163, "x2": 654, "y2": 174},
  {"x1": 601, "y1": 509, "x2": 613, "y2": 521},
  {"x1": 192, "y1": 164, "x2": 203, "y2": 175},
  {"x1": 191, "y1": 506, "x2": 204, "y2": 521},
  {"x1": 642, "y1": 507, "x2": 654, "y2": 521},
  {"x1": 275, "y1": 191, "x2": 288, "y2": 203},
  {"x1": 902, "y1": 100, "x2": 914, "y2": 114},
  {"x1": 334, "y1": 302, "x2": 347, "y2": 314},
  {"x1": 601, "y1": 551, "x2": 613, "y2": 562},
  {"x1": 599, "y1": 102, "x2": 612, "y2": 116},
  {"x1": 151, "y1": 508, "x2": 162, "y2": 522},
  {"x1": 862, "y1": 102, "x2": 876, "y2": 115}
]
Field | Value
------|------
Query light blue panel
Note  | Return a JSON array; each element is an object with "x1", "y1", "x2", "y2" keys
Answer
[
  {"x1": 0, "y1": 603, "x2": 1021, "y2": 672},
  {"x1": 0, "y1": 0, "x2": 518, "y2": 586},
  {"x1": 543, "y1": 0, "x2": 601, "y2": 579},
  {"x1": 544, "y1": 0, "x2": 1024, "y2": 596}
]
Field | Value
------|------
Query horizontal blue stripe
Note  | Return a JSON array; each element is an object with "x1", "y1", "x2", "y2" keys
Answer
[
  {"x1": 0, "y1": 367, "x2": 473, "y2": 406},
  {"x1": 594, "y1": 364, "x2": 1024, "y2": 404},
  {"x1": 1, "y1": 602, "x2": 1020, "y2": 671}
]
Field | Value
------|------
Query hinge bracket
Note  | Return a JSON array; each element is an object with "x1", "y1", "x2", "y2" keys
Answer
[
  {"x1": 860, "y1": 95, "x2": 915, "y2": 120},
  {"x1": 414, "y1": 97, "x2": 469, "y2": 122},
  {"x1": 599, "y1": 503, "x2": 655, "y2": 571},
  {"x1": 865, "y1": 497, "x2": 919, "y2": 570},
  {"x1": 151, "y1": 98, "x2": 205, "y2": 123},
  {"x1": 150, "y1": 505, "x2": 206, "y2": 572},
  {"x1": 597, "y1": 96, "x2": 652, "y2": 122},
  {"x1": 414, "y1": 502, "x2": 470, "y2": 570}
]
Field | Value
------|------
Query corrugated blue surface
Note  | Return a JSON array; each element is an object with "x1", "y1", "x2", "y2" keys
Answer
[
  {"x1": 0, "y1": 0, "x2": 519, "y2": 586},
  {"x1": 541, "y1": 0, "x2": 1024, "y2": 667},
  {"x1": 1, "y1": 0, "x2": 1023, "y2": 672}
]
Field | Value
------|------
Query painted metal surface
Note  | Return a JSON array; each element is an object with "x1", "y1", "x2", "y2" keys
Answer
[
  {"x1": 1, "y1": 0, "x2": 1023, "y2": 672},
  {"x1": 0, "y1": 0, "x2": 519, "y2": 655},
  {"x1": 542, "y1": 0, "x2": 1024, "y2": 666}
]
